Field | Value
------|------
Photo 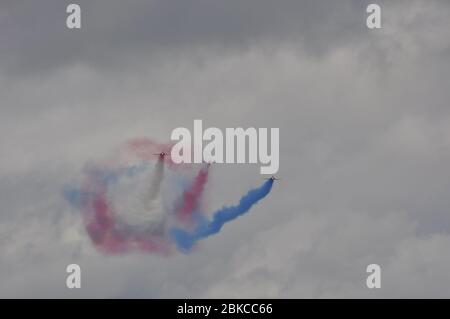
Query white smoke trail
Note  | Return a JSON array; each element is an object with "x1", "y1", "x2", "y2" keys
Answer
[
  {"x1": 145, "y1": 157, "x2": 164, "y2": 209},
  {"x1": 110, "y1": 158, "x2": 166, "y2": 233}
]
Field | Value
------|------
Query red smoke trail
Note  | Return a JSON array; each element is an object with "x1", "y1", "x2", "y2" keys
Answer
[
  {"x1": 176, "y1": 166, "x2": 209, "y2": 221},
  {"x1": 83, "y1": 192, "x2": 171, "y2": 255},
  {"x1": 80, "y1": 175, "x2": 171, "y2": 255},
  {"x1": 84, "y1": 190, "x2": 128, "y2": 254}
]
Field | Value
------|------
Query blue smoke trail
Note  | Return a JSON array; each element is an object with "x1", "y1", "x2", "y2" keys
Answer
[{"x1": 171, "y1": 179, "x2": 274, "y2": 251}]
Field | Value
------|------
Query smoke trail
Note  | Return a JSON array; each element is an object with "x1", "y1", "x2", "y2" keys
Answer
[
  {"x1": 84, "y1": 183, "x2": 171, "y2": 255},
  {"x1": 112, "y1": 157, "x2": 167, "y2": 236},
  {"x1": 146, "y1": 157, "x2": 164, "y2": 208},
  {"x1": 64, "y1": 137, "x2": 274, "y2": 256},
  {"x1": 176, "y1": 166, "x2": 209, "y2": 221},
  {"x1": 64, "y1": 159, "x2": 172, "y2": 255},
  {"x1": 171, "y1": 179, "x2": 274, "y2": 251},
  {"x1": 84, "y1": 190, "x2": 126, "y2": 254}
]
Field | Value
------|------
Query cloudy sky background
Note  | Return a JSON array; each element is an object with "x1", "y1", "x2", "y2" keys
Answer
[{"x1": 1, "y1": 0, "x2": 450, "y2": 297}]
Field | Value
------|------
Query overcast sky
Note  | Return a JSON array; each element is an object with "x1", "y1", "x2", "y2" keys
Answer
[{"x1": 1, "y1": 0, "x2": 450, "y2": 298}]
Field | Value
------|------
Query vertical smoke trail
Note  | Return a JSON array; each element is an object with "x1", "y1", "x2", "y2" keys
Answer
[
  {"x1": 171, "y1": 179, "x2": 274, "y2": 251},
  {"x1": 176, "y1": 166, "x2": 209, "y2": 220},
  {"x1": 146, "y1": 157, "x2": 164, "y2": 209}
]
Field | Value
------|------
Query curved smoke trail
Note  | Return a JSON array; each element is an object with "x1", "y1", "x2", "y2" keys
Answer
[
  {"x1": 64, "y1": 143, "x2": 172, "y2": 255},
  {"x1": 77, "y1": 167, "x2": 170, "y2": 255},
  {"x1": 170, "y1": 179, "x2": 274, "y2": 251}
]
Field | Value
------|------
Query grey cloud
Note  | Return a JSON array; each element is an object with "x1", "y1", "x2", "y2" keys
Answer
[{"x1": 0, "y1": 0, "x2": 388, "y2": 75}]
